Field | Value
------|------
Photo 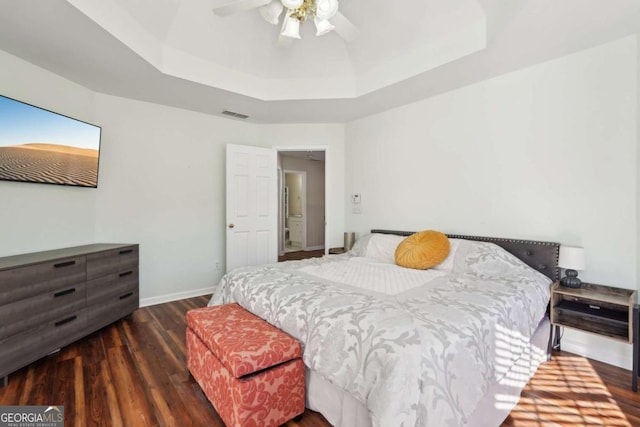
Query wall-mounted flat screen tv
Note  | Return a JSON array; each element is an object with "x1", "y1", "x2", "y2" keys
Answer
[{"x1": 0, "y1": 94, "x2": 101, "y2": 188}]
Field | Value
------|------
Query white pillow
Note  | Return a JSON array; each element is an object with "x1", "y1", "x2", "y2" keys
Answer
[
  {"x1": 348, "y1": 233, "x2": 404, "y2": 263},
  {"x1": 348, "y1": 233, "x2": 373, "y2": 257},
  {"x1": 351, "y1": 233, "x2": 460, "y2": 270},
  {"x1": 364, "y1": 234, "x2": 406, "y2": 263},
  {"x1": 432, "y1": 238, "x2": 460, "y2": 272}
]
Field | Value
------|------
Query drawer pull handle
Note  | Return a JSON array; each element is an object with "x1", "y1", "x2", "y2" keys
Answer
[
  {"x1": 119, "y1": 271, "x2": 133, "y2": 278},
  {"x1": 119, "y1": 292, "x2": 134, "y2": 300},
  {"x1": 588, "y1": 305, "x2": 601, "y2": 310},
  {"x1": 55, "y1": 315, "x2": 77, "y2": 327},
  {"x1": 54, "y1": 288, "x2": 76, "y2": 298},
  {"x1": 54, "y1": 260, "x2": 76, "y2": 268},
  {"x1": 119, "y1": 249, "x2": 133, "y2": 255}
]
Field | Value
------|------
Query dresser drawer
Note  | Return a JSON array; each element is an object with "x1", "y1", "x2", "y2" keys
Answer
[
  {"x1": 0, "y1": 283, "x2": 86, "y2": 341},
  {"x1": 0, "y1": 257, "x2": 86, "y2": 305},
  {"x1": 86, "y1": 246, "x2": 138, "y2": 280},
  {"x1": 85, "y1": 289, "x2": 138, "y2": 335},
  {"x1": 0, "y1": 308, "x2": 87, "y2": 378},
  {"x1": 86, "y1": 268, "x2": 138, "y2": 305}
]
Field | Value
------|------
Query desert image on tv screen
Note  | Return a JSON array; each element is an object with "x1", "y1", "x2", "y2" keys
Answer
[{"x1": 0, "y1": 95, "x2": 101, "y2": 187}]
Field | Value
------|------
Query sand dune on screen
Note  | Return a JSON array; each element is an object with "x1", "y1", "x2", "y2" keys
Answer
[
  {"x1": 0, "y1": 143, "x2": 99, "y2": 187},
  {"x1": 18, "y1": 143, "x2": 99, "y2": 157}
]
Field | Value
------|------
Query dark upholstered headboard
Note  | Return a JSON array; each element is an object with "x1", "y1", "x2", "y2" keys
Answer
[{"x1": 371, "y1": 229, "x2": 560, "y2": 281}]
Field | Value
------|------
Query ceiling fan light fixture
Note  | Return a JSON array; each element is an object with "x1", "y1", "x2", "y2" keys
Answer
[
  {"x1": 259, "y1": 1, "x2": 284, "y2": 24},
  {"x1": 313, "y1": 16, "x2": 334, "y2": 36},
  {"x1": 280, "y1": 0, "x2": 303, "y2": 9},
  {"x1": 213, "y1": 0, "x2": 355, "y2": 42},
  {"x1": 315, "y1": 0, "x2": 339, "y2": 20},
  {"x1": 281, "y1": 15, "x2": 302, "y2": 39}
]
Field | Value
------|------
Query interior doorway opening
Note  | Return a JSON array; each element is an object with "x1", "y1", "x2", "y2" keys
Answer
[
  {"x1": 277, "y1": 149, "x2": 327, "y2": 259},
  {"x1": 283, "y1": 170, "x2": 306, "y2": 252}
]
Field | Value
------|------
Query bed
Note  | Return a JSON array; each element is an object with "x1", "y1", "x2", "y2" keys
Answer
[{"x1": 209, "y1": 230, "x2": 559, "y2": 427}]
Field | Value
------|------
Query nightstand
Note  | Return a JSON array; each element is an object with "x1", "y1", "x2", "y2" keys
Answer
[{"x1": 550, "y1": 282, "x2": 638, "y2": 391}]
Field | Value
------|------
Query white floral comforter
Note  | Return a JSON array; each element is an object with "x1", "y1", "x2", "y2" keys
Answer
[{"x1": 209, "y1": 240, "x2": 551, "y2": 427}]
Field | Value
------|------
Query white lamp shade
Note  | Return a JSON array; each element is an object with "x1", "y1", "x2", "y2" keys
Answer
[
  {"x1": 281, "y1": 15, "x2": 301, "y2": 39},
  {"x1": 315, "y1": 0, "x2": 339, "y2": 20},
  {"x1": 558, "y1": 246, "x2": 586, "y2": 270},
  {"x1": 259, "y1": 1, "x2": 284, "y2": 25},
  {"x1": 314, "y1": 17, "x2": 335, "y2": 36},
  {"x1": 281, "y1": 0, "x2": 303, "y2": 9}
]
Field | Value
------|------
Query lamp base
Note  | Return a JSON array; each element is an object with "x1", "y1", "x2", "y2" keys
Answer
[{"x1": 560, "y1": 269, "x2": 582, "y2": 288}]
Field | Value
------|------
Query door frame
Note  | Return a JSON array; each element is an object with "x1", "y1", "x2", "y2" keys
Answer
[{"x1": 276, "y1": 146, "x2": 329, "y2": 256}]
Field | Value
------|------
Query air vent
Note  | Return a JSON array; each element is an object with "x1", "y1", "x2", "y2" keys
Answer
[{"x1": 222, "y1": 110, "x2": 249, "y2": 120}]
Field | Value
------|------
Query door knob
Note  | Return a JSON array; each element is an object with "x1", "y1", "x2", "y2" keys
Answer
[{"x1": 228, "y1": 224, "x2": 235, "y2": 229}]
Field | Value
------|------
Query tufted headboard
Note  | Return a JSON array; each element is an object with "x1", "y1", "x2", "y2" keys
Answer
[{"x1": 370, "y1": 229, "x2": 560, "y2": 281}]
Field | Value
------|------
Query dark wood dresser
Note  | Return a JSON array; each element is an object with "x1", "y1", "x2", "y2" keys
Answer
[{"x1": 0, "y1": 243, "x2": 139, "y2": 386}]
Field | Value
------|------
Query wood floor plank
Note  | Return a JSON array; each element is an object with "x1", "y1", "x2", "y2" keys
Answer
[
  {"x1": 1, "y1": 357, "x2": 54, "y2": 406},
  {"x1": 106, "y1": 345, "x2": 157, "y2": 427},
  {"x1": 2, "y1": 296, "x2": 639, "y2": 427},
  {"x1": 121, "y1": 320, "x2": 195, "y2": 427},
  {"x1": 169, "y1": 372, "x2": 223, "y2": 426},
  {"x1": 97, "y1": 360, "x2": 124, "y2": 427},
  {"x1": 74, "y1": 356, "x2": 87, "y2": 427},
  {"x1": 80, "y1": 333, "x2": 112, "y2": 427},
  {"x1": 52, "y1": 358, "x2": 78, "y2": 426}
]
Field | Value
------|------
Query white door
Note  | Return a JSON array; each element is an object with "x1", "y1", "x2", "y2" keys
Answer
[{"x1": 226, "y1": 144, "x2": 278, "y2": 272}]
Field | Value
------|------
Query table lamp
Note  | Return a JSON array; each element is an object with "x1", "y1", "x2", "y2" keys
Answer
[{"x1": 558, "y1": 245, "x2": 585, "y2": 288}]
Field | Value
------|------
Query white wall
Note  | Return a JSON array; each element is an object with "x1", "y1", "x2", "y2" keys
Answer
[
  {"x1": 0, "y1": 50, "x2": 99, "y2": 256},
  {"x1": 0, "y1": 49, "x2": 345, "y2": 307},
  {"x1": 345, "y1": 36, "x2": 638, "y2": 369}
]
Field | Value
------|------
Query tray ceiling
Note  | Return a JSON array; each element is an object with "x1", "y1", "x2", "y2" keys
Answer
[{"x1": 0, "y1": 0, "x2": 637, "y2": 122}]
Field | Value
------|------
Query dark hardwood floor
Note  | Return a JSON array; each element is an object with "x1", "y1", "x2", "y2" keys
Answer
[
  {"x1": 278, "y1": 249, "x2": 325, "y2": 262},
  {"x1": 1, "y1": 296, "x2": 639, "y2": 427}
]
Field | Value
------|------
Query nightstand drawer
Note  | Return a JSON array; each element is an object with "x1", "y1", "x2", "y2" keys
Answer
[{"x1": 554, "y1": 305, "x2": 628, "y2": 339}]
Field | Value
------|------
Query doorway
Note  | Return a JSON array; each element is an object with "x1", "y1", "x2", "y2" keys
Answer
[
  {"x1": 283, "y1": 170, "x2": 306, "y2": 252},
  {"x1": 277, "y1": 150, "x2": 327, "y2": 258}
]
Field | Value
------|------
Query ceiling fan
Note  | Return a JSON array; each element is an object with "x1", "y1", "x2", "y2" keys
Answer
[{"x1": 213, "y1": 0, "x2": 359, "y2": 42}]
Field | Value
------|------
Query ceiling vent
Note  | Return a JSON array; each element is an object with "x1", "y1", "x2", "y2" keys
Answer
[{"x1": 222, "y1": 110, "x2": 249, "y2": 119}]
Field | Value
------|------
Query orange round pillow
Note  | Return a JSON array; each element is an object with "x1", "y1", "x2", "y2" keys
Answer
[{"x1": 395, "y1": 230, "x2": 450, "y2": 269}]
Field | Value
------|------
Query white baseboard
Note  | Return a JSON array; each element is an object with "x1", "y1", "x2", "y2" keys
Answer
[
  {"x1": 140, "y1": 286, "x2": 215, "y2": 308},
  {"x1": 559, "y1": 328, "x2": 632, "y2": 370},
  {"x1": 305, "y1": 245, "x2": 325, "y2": 251}
]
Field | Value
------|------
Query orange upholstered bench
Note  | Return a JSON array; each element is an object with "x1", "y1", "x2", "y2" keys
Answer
[{"x1": 186, "y1": 303, "x2": 305, "y2": 427}]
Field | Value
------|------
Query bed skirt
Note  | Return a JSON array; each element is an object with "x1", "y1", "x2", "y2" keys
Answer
[{"x1": 305, "y1": 317, "x2": 551, "y2": 427}]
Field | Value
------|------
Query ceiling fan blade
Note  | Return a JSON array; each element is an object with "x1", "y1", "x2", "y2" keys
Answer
[
  {"x1": 213, "y1": 0, "x2": 272, "y2": 17},
  {"x1": 332, "y1": 11, "x2": 359, "y2": 42}
]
